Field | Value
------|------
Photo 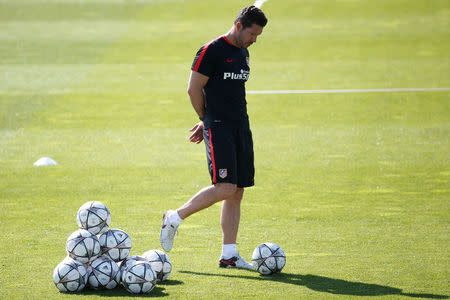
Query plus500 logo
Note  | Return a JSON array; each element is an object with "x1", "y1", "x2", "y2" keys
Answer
[{"x1": 223, "y1": 70, "x2": 249, "y2": 80}]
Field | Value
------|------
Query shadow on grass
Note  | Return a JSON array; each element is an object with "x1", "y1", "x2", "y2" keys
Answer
[
  {"x1": 76, "y1": 286, "x2": 167, "y2": 297},
  {"x1": 73, "y1": 283, "x2": 176, "y2": 297},
  {"x1": 158, "y1": 279, "x2": 184, "y2": 286},
  {"x1": 179, "y1": 271, "x2": 448, "y2": 299}
]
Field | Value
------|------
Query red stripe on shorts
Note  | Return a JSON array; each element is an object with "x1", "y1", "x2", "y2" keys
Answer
[{"x1": 208, "y1": 128, "x2": 216, "y2": 183}]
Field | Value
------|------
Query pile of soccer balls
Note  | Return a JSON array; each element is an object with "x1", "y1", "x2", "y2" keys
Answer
[
  {"x1": 53, "y1": 201, "x2": 287, "y2": 294},
  {"x1": 53, "y1": 201, "x2": 172, "y2": 294}
]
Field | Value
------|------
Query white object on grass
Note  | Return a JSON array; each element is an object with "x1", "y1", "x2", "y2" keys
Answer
[{"x1": 34, "y1": 157, "x2": 58, "y2": 166}]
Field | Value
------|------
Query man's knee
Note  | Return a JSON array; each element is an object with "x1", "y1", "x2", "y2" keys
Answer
[
  {"x1": 214, "y1": 183, "x2": 237, "y2": 199},
  {"x1": 233, "y1": 187, "x2": 244, "y2": 202},
  {"x1": 225, "y1": 187, "x2": 244, "y2": 206}
]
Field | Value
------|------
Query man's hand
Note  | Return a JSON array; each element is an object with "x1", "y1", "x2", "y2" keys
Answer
[{"x1": 189, "y1": 121, "x2": 204, "y2": 144}]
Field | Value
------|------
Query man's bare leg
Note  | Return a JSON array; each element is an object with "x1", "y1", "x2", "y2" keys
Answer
[
  {"x1": 177, "y1": 183, "x2": 237, "y2": 219},
  {"x1": 221, "y1": 187, "x2": 244, "y2": 245},
  {"x1": 218, "y1": 188, "x2": 252, "y2": 269},
  {"x1": 160, "y1": 183, "x2": 236, "y2": 252}
]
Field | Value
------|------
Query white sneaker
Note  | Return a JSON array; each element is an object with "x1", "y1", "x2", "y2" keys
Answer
[
  {"x1": 159, "y1": 210, "x2": 179, "y2": 252},
  {"x1": 219, "y1": 253, "x2": 253, "y2": 269}
]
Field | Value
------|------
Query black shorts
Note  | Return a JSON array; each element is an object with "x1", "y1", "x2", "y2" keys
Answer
[{"x1": 203, "y1": 120, "x2": 255, "y2": 188}]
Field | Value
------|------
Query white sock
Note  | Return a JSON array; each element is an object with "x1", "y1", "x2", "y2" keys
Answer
[
  {"x1": 167, "y1": 210, "x2": 183, "y2": 226},
  {"x1": 221, "y1": 244, "x2": 237, "y2": 259}
]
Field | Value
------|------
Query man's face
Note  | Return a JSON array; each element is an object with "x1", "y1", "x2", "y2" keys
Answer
[{"x1": 236, "y1": 23, "x2": 264, "y2": 48}]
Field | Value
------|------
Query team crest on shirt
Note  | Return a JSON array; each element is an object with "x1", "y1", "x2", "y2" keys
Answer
[
  {"x1": 246, "y1": 57, "x2": 250, "y2": 67},
  {"x1": 219, "y1": 169, "x2": 227, "y2": 179}
]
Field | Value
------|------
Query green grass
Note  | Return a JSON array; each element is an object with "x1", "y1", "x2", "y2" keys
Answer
[{"x1": 0, "y1": 0, "x2": 449, "y2": 299}]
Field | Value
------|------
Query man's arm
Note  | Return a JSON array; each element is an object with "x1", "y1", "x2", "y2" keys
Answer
[
  {"x1": 187, "y1": 70, "x2": 209, "y2": 144},
  {"x1": 187, "y1": 70, "x2": 209, "y2": 120}
]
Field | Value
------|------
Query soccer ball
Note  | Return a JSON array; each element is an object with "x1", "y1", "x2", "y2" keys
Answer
[
  {"x1": 252, "y1": 242, "x2": 286, "y2": 275},
  {"x1": 142, "y1": 249, "x2": 172, "y2": 282},
  {"x1": 118, "y1": 255, "x2": 148, "y2": 280},
  {"x1": 99, "y1": 228, "x2": 132, "y2": 262},
  {"x1": 53, "y1": 257, "x2": 88, "y2": 292},
  {"x1": 122, "y1": 261, "x2": 157, "y2": 294},
  {"x1": 88, "y1": 256, "x2": 120, "y2": 289},
  {"x1": 76, "y1": 201, "x2": 111, "y2": 235},
  {"x1": 66, "y1": 229, "x2": 101, "y2": 264}
]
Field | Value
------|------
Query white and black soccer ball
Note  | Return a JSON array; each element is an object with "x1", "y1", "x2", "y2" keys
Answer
[
  {"x1": 99, "y1": 228, "x2": 132, "y2": 262},
  {"x1": 53, "y1": 257, "x2": 88, "y2": 292},
  {"x1": 252, "y1": 242, "x2": 286, "y2": 275},
  {"x1": 118, "y1": 255, "x2": 148, "y2": 281},
  {"x1": 76, "y1": 201, "x2": 111, "y2": 235},
  {"x1": 122, "y1": 261, "x2": 157, "y2": 294},
  {"x1": 66, "y1": 229, "x2": 101, "y2": 264},
  {"x1": 88, "y1": 256, "x2": 120, "y2": 289},
  {"x1": 142, "y1": 249, "x2": 172, "y2": 282}
]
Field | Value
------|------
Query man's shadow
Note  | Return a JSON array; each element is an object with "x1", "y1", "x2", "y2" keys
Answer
[{"x1": 179, "y1": 271, "x2": 448, "y2": 299}]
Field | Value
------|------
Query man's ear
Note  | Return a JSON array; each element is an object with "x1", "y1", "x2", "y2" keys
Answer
[{"x1": 235, "y1": 21, "x2": 243, "y2": 32}]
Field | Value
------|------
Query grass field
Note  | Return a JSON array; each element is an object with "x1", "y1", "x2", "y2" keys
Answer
[{"x1": 0, "y1": 0, "x2": 449, "y2": 299}]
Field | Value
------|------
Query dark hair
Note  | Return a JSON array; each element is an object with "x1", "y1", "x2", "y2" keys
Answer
[{"x1": 234, "y1": 5, "x2": 268, "y2": 29}]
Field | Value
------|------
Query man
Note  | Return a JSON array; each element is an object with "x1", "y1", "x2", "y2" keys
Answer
[{"x1": 160, "y1": 5, "x2": 267, "y2": 269}]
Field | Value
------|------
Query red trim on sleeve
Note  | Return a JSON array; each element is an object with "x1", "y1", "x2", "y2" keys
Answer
[
  {"x1": 208, "y1": 128, "x2": 217, "y2": 183},
  {"x1": 192, "y1": 37, "x2": 215, "y2": 72},
  {"x1": 193, "y1": 44, "x2": 210, "y2": 72},
  {"x1": 193, "y1": 36, "x2": 228, "y2": 72}
]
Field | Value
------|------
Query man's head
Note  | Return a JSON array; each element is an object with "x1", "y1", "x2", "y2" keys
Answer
[{"x1": 233, "y1": 5, "x2": 267, "y2": 48}]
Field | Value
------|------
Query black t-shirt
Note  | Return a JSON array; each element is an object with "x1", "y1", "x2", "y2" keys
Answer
[{"x1": 191, "y1": 36, "x2": 250, "y2": 127}]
